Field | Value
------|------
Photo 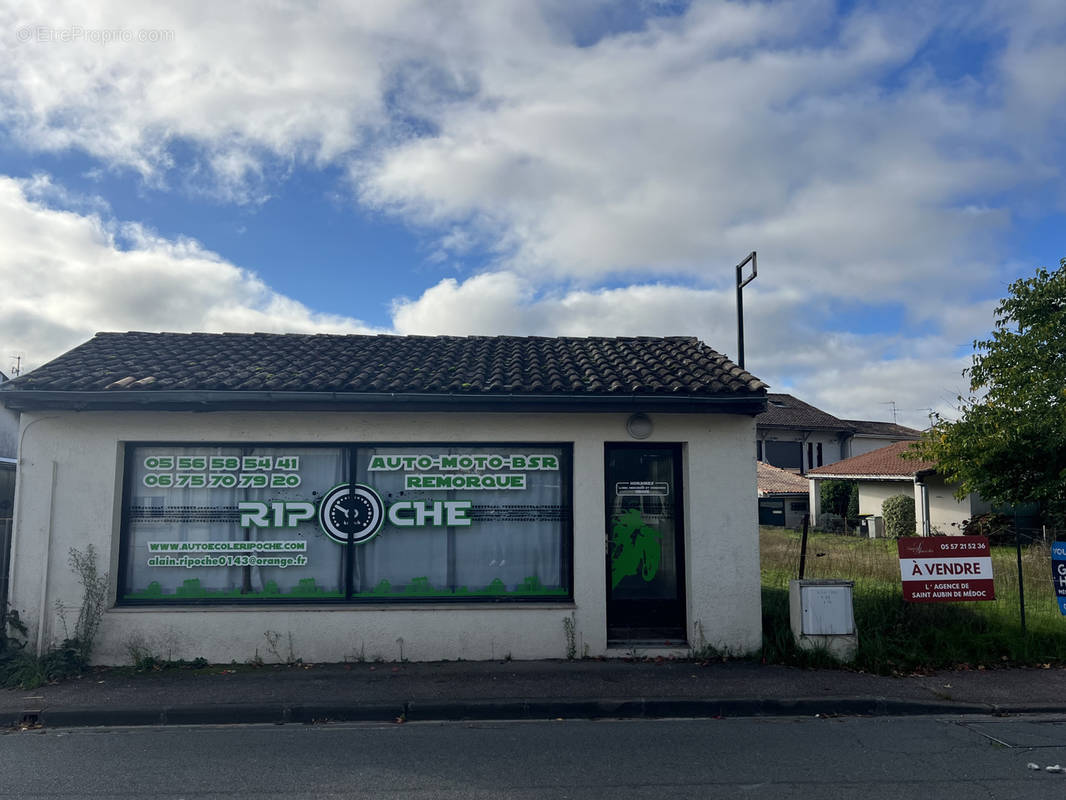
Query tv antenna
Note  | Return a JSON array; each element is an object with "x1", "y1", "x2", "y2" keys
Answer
[
  {"x1": 881, "y1": 400, "x2": 898, "y2": 424},
  {"x1": 8, "y1": 354, "x2": 21, "y2": 377}
]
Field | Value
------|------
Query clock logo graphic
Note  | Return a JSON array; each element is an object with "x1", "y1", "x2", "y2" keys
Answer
[{"x1": 317, "y1": 483, "x2": 385, "y2": 545}]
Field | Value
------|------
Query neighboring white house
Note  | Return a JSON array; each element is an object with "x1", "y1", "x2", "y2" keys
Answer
[
  {"x1": 1, "y1": 332, "x2": 769, "y2": 664},
  {"x1": 806, "y1": 441, "x2": 991, "y2": 535},
  {"x1": 755, "y1": 394, "x2": 921, "y2": 475},
  {"x1": 756, "y1": 394, "x2": 851, "y2": 474},
  {"x1": 842, "y1": 419, "x2": 922, "y2": 458}
]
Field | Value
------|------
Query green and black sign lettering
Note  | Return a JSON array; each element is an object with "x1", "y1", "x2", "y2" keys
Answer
[{"x1": 120, "y1": 444, "x2": 572, "y2": 603}]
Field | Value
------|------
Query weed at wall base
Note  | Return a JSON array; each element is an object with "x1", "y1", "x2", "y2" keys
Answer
[
  {"x1": 563, "y1": 613, "x2": 576, "y2": 660},
  {"x1": 1, "y1": 545, "x2": 108, "y2": 688}
]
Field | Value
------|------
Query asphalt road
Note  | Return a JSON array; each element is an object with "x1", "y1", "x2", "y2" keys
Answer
[{"x1": 3, "y1": 715, "x2": 1066, "y2": 799}]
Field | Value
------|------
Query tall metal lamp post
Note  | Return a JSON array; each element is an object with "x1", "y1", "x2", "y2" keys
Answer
[{"x1": 735, "y1": 251, "x2": 757, "y2": 369}]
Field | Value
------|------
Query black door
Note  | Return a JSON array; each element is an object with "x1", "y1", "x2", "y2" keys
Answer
[
  {"x1": 605, "y1": 444, "x2": 685, "y2": 641},
  {"x1": 759, "y1": 498, "x2": 785, "y2": 526}
]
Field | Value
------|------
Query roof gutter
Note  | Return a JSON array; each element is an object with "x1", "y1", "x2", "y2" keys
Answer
[
  {"x1": 804, "y1": 473, "x2": 917, "y2": 481},
  {"x1": 1, "y1": 389, "x2": 768, "y2": 415}
]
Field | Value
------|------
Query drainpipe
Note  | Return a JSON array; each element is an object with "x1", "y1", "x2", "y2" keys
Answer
[
  {"x1": 916, "y1": 479, "x2": 930, "y2": 536},
  {"x1": 35, "y1": 460, "x2": 57, "y2": 656}
]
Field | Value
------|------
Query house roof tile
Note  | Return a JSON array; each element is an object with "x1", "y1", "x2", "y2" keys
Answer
[
  {"x1": 2, "y1": 331, "x2": 767, "y2": 400},
  {"x1": 843, "y1": 419, "x2": 922, "y2": 439},
  {"x1": 756, "y1": 393, "x2": 851, "y2": 431},
  {"x1": 807, "y1": 440, "x2": 933, "y2": 478},
  {"x1": 757, "y1": 461, "x2": 809, "y2": 495}
]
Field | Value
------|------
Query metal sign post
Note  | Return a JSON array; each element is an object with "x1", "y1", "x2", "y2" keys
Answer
[{"x1": 735, "y1": 252, "x2": 757, "y2": 370}]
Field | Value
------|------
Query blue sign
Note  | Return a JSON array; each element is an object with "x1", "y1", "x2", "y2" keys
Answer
[{"x1": 1052, "y1": 542, "x2": 1066, "y2": 616}]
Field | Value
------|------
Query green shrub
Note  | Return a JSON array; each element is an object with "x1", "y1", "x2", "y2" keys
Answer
[
  {"x1": 882, "y1": 494, "x2": 916, "y2": 538},
  {"x1": 962, "y1": 512, "x2": 1014, "y2": 544},
  {"x1": 820, "y1": 480, "x2": 853, "y2": 518},
  {"x1": 846, "y1": 483, "x2": 859, "y2": 521}
]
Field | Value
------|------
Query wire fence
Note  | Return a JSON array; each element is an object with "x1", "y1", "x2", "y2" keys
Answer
[{"x1": 761, "y1": 524, "x2": 1066, "y2": 634}]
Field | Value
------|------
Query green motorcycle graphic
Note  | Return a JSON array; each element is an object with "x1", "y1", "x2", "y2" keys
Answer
[{"x1": 610, "y1": 508, "x2": 661, "y2": 589}]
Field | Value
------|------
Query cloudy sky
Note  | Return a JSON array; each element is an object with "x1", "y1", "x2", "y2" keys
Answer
[{"x1": 2, "y1": 1, "x2": 1063, "y2": 428}]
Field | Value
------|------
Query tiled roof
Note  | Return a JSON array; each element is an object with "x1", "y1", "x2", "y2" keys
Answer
[
  {"x1": 843, "y1": 419, "x2": 922, "y2": 438},
  {"x1": 3, "y1": 332, "x2": 766, "y2": 399},
  {"x1": 757, "y1": 461, "x2": 809, "y2": 495},
  {"x1": 756, "y1": 393, "x2": 851, "y2": 431},
  {"x1": 807, "y1": 440, "x2": 933, "y2": 478}
]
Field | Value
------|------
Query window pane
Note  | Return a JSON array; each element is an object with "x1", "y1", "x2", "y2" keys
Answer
[
  {"x1": 123, "y1": 446, "x2": 346, "y2": 600},
  {"x1": 354, "y1": 445, "x2": 569, "y2": 598},
  {"x1": 121, "y1": 443, "x2": 572, "y2": 603},
  {"x1": 764, "y1": 441, "x2": 802, "y2": 470}
]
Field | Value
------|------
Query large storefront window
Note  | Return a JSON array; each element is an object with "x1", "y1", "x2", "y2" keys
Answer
[{"x1": 120, "y1": 444, "x2": 572, "y2": 603}]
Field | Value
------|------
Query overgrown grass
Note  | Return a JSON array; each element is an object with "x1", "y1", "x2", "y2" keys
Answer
[{"x1": 760, "y1": 526, "x2": 1066, "y2": 674}]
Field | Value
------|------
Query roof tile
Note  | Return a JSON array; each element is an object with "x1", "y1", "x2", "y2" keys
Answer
[
  {"x1": 843, "y1": 419, "x2": 922, "y2": 438},
  {"x1": 757, "y1": 461, "x2": 810, "y2": 495},
  {"x1": 807, "y1": 440, "x2": 933, "y2": 478},
  {"x1": 756, "y1": 393, "x2": 850, "y2": 431},
  {"x1": 4, "y1": 332, "x2": 767, "y2": 399}
]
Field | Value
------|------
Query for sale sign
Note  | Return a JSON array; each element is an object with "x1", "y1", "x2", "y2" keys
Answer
[
  {"x1": 1052, "y1": 542, "x2": 1066, "y2": 615},
  {"x1": 898, "y1": 536, "x2": 995, "y2": 603}
]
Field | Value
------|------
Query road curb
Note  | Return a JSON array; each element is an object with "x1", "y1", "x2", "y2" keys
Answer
[{"x1": 11, "y1": 695, "x2": 1061, "y2": 729}]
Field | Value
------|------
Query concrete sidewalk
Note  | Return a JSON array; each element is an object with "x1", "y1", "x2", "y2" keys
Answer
[{"x1": 4, "y1": 659, "x2": 1066, "y2": 728}]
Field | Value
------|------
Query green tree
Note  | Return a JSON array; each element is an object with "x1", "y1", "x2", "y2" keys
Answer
[
  {"x1": 819, "y1": 479, "x2": 853, "y2": 519},
  {"x1": 910, "y1": 259, "x2": 1066, "y2": 523},
  {"x1": 846, "y1": 483, "x2": 859, "y2": 521}
]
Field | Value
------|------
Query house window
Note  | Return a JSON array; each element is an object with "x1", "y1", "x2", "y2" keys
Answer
[
  {"x1": 807, "y1": 442, "x2": 813, "y2": 470},
  {"x1": 816, "y1": 442, "x2": 823, "y2": 467},
  {"x1": 763, "y1": 441, "x2": 802, "y2": 470},
  {"x1": 119, "y1": 443, "x2": 572, "y2": 604},
  {"x1": 756, "y1": 441, "x2": 763, "y2": 461}
]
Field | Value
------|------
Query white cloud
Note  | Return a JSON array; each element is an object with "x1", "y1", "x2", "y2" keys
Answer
[
  {"x1": 0, "y1": 1, "x2": 1054, "y2": 423},
  {"x1": 390, "y1": 269, "x2": 986, "y2": 428},
  {"x1": 2, "y1": 1, "x2": 1059, "y2": 287},
  {"x1": 0, "y1": 172, "x2": 990, "y2": 427},
  {"x1": 358, "y1": 0, "x2": 1056, "y2": 307},
  {"x1": 0, "y1": 176, "x2": 380, "y2": 369}
]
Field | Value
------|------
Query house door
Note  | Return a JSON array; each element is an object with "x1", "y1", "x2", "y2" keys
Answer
[
  {"x1": 759, "y1": 498, "x2": 785, "y2": 526},
  {"x1": 605, "y1": 444, "x2": 685, "y2": 642}
]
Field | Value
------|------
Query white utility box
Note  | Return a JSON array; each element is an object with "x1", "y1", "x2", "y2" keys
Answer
[{"x1": 788, "y1": 579, "x2": 858, "y2": 661}]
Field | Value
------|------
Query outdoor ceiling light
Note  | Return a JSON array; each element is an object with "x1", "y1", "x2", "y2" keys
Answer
[{"x1": 626, "y1": 413, "x2": 653, "y2": 439}]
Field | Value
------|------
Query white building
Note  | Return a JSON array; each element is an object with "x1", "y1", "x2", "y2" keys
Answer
[
  {"x1": 755, "y1": 394, "x2": 920, "y2": 475},
  {"x1": 807, "y1": 441, "x2": 991, "y2": 535},
  {"x1": 1, "y1": 332, "x2": 768, "y2": 664}
]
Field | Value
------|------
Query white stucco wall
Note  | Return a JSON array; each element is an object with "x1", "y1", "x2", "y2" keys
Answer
[
  {"x1": 783, "y1": 496, "x2": 808, "y2": 529},
  {"x1": 923, "y1": 474, "x2": 981, "y2": 534},
  {"x1": 857, "y1": 480, "x2": 915, "y2": 519},
  {"x1": 9, "y1": 409, "x2": 761, "y2": 664}
]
